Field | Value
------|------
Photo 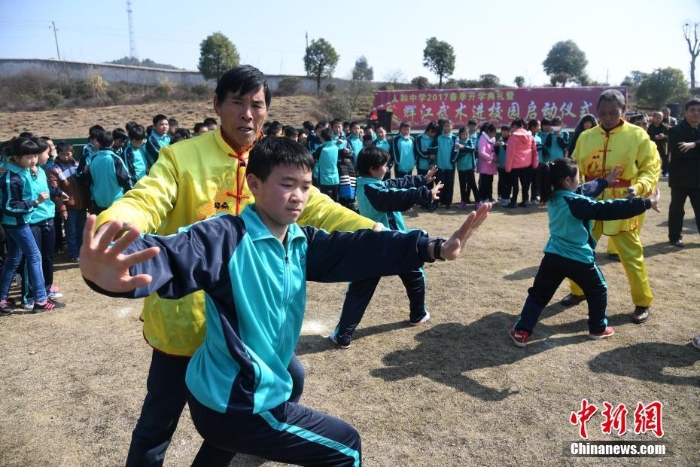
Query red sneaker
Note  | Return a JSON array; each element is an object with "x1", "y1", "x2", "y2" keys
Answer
[
  {"x1": 32, "y1": 299, "x2": 65, "y2": 314},
  {"x1": 509, "y1": 328, "x2": 530, "y2": 347},
  {"x1": 589, "y1": 326, "x2": 615, "y2": 340}
]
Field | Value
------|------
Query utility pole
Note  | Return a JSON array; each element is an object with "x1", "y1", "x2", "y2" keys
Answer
[
  {"x1": 126, "y1": 0, "x2": 138, "y2": 59},
  {"x1": 305, "y1": 31, "x2": 308, "y2": 49},
  {"x1": 51, "y1": 21, "x2": 61, "y2": 60}
]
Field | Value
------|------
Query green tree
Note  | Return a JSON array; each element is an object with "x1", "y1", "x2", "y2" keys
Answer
[
  {"x1": 636, "y1": 67, "x2": 689, "y2": 109},
  {"x1": 411, "y1": 76, "x2": 430, "y2": 89},
  {"x1": 479, "y1": 74, "x2": 501, "y2": 88},
  {"x1": 423, "y1": 37, "x2": 456, "y2": 88},
  {"x1": 542, "y1": 40, "x2": 588, "y2": 87},
  {"x1": 683, "y1": 22, "x2": 700, "y2": 88},
  {"x1": 514, "y1": 76, "x2": 525, "y2": 88},
  {"x1": 304, "y1": 38, "x2": 339, "y2": 95},
  {"x1": 352, "y1": 56, "x2": 374, "y2": 81},
  {"x1": 197, "y1": 32, "x2": 240, "y2": 81}
]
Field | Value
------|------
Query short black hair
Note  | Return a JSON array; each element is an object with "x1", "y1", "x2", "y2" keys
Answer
[
  {"x1": 685, "y1": 98, "x2": 700, "y2": 110},
  {"x1": 357, "y1": 146, "x2": 390, "y2": 176},
  {"x1": 246, "y1": 136, "x2": 313, "y2": 182},
  {"x1": 168, "y1": 118, "x2": 179, "y2": 127},
  {"x1": 95, "y1": 129, "x2": 113, "y2": 148},
  {"x1": 10, "y1": 136, "x2": 44, "y2": 158},
  {"x1": 319, "y1": 128, "x2": 333, "y2": 142},
  {"x1": 203, "y1": 117, "x2": 218, "y2": 127},
  {"x1": 153, "y1": 114, "x2": 168, "y2": 125},
  {"x1": 56, "y1": 141, "x2": 74, "y2": 154},
  {"x1": 540, "y1": 118, "x2": 552, "y2": 127},
  {"x1": 193, "y1": 122, "x2": 207, "y2": 134},
  {"x1": 215, "y1": 65, "x2": 271, "y2": 109},
  {"x1": 112, "y1": 127, "x2": 128, "y2": 141},
  {"x1": 128, "y1": 124, "x2": 146, "y2": 140},
  {"x1": 88, "y1": 125, "x2": 105, "y2": 140},
  {"x1": 284, "y1": 126, "x2": 298, "y2": 138}
]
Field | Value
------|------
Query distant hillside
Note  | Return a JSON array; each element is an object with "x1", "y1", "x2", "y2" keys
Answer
[{"x1": 107, "y1": 57, "x2": 182, "y2": 70}]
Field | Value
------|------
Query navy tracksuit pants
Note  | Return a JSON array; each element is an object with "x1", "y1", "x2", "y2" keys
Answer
[
  {"x1": 515, "y1": 253, "x2": 608, "y2": 335},
  {"x1": 335, "y1": 269, "x2": 427, "y2": 345},
  {"x1": 188, "y1": 396, "x2": 361, "y2": 466}
]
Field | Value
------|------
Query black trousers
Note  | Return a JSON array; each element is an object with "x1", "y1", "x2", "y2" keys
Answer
[
  {"x1": 125, "y1": 350, "x2": 305, "y2": 467},
  {"x1": 189, "y1": 395, "x2": 361, "y2": 466},
  {"x1": 668, "y1": 185, "x2": 700, "y2": 241},
  {"x1": 514, "y1": 253, "x2": 608, "y2": 334},
  {"x1": 335, "y1": 270, "x2": 427, "y2": 345},
  {"x1": 509, "y1": 167, "x2": 530, "y2": 204},
  {"x1": 457, "y1": 169, "x2": 478, "y2": 203},
  {"x1": 436, "y1": 168, "x2": 455, "y2": 207}
]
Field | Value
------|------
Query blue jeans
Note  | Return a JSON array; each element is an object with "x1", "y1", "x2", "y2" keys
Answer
[
  {"x1": 0, "y1": 226, "x2": 47, "y2": 303},
  {"x1": 64, "y1": 208, "x2": 87, "y2": 258}
]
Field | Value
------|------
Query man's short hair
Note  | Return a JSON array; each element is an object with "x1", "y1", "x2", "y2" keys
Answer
[
  {"x1": 597, "y1": 89, "x2": 626, "y2": 109},
  {"x1": 246, "y1": 137, "x2": 313, "y2": 182},
  {"x1": 357, "y1": 146, "x2": 390, "y2": 176},
  {"x1": 153, "y1": 114, "x2": 168, "y2": 125},
  {"x1": 685, "y1": 99, "x2": 700, "y2": 110},
  {"x1": 215, "y1": 65, "x2": 271, "y2": 109}
]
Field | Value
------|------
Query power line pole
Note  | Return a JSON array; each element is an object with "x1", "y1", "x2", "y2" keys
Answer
[
  {"x1": 50, "y1": 21, "x2": 61, "y2": 60},
  {"x1": 305, "y1": 31, "x2": 308, "y2": 49},
  {"x1": 126, "y1": 0, "x2": 138, "y2": 59}
]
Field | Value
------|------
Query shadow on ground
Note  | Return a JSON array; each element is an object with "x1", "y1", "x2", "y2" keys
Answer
[{"x1": 589, "y1": 342, "x2": 700, "y2": 386}]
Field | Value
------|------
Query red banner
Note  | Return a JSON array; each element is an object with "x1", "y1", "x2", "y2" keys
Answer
[{"x1": 373, "y1": 87, "x2": 627, "y2": 130}]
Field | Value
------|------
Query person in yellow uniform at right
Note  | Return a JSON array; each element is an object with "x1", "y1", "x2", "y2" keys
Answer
[{"x1": 560, "y1": 89, "x2": 660, "y2": 324}]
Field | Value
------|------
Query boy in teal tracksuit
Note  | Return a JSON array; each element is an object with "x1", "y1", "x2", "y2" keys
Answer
[
  {"x1": 331, "y1": 146, "x2": 441, "y2": 348},
  {"x1": 313, "y1": 128, "x2": 340, "y2": 200},
  {"x1": 455, "y1": 126, "x2": 479, "y2": 208},
  {"x1": 86, "y1": 130, "x2": 132, "y2": 215},
  {"x1": 81, "y1": 137, "x2": 489, "y2": 466}
]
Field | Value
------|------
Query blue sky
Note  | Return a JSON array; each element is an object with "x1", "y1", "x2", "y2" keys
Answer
[{"x1": 1, "y1": 0, "x2": 698, "y2": 87}]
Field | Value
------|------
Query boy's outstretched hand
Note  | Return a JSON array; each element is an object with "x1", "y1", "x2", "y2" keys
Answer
[
  {"x1": 438, "y1": 202, "x2": 492, "y2": 260},
  {"x1": 80, "y1": 215, "x2": 160, "y2": 293},
  {"x1": 430, "y1": 181, "x2": 444, "y2": 201}
]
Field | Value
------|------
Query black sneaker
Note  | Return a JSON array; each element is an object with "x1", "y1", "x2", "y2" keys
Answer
[
  {"x1": 329, "y1": 329, "x2": 350, "y2": 349},
  {"x1": 670, "y1": 239, "x2": 684, "y2": 248},
  {"x1": 32, "y1": 299, "x2": 65, "y2": 314}
]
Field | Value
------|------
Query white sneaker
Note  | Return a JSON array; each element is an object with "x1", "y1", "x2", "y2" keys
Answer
[{"x1": 410, "y1": 312, "x2": 430, "y2": 326}]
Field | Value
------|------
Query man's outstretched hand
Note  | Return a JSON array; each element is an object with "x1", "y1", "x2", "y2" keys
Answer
[
  {"x1": 80, "y1": 215, "x2": 160, "y2": 293},
  {"x1": 440, "y1": 202, "x2": 492, "y2": 260}
]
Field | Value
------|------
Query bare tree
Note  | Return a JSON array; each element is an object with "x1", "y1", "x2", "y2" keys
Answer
[{"x1": 683, "y1": 22, "x2": 700, "y2": 88}]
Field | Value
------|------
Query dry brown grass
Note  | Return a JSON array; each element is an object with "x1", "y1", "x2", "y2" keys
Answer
[
  {"x1": 0, "y1": 95, "x2": 321, "y2": 140},
  {"x1": 0, "y1": 102, "x2": 698, "y2": 466}
]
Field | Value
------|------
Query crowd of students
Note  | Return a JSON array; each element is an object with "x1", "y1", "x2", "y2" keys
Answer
[
  {"x1": 0, "y1": 116, "x2": 220, "y2": 315},
  {"x1": 3, "y1": 60, "x2": 697, "y2": 467}
]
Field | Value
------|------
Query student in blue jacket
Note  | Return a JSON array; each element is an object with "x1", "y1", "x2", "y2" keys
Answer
[
  {"x1": 80, "y1": 137, "x2": 491, "y2": 467},
  {"x1": 86, "y1": 130, "x2": 133, "y2": 215},
  {"x1": 509, "y1": 158, "x2": 660, "y2": 347},
  {"x1": 331, "y1": 147, "x2": 446, "y2": 348}
]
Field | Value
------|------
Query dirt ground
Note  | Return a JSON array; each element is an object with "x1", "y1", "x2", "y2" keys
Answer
[{"x1": 0, "y1": 101, "x2": 698, "y2": 466}]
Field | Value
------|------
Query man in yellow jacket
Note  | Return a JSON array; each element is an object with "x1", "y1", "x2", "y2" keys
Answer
[
  {"x1": 561, "y1": 89, "x2": 660, "y2": 324},
  {"x1": 92, "y1": 65, "x2": 378, "y2": 467}
]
